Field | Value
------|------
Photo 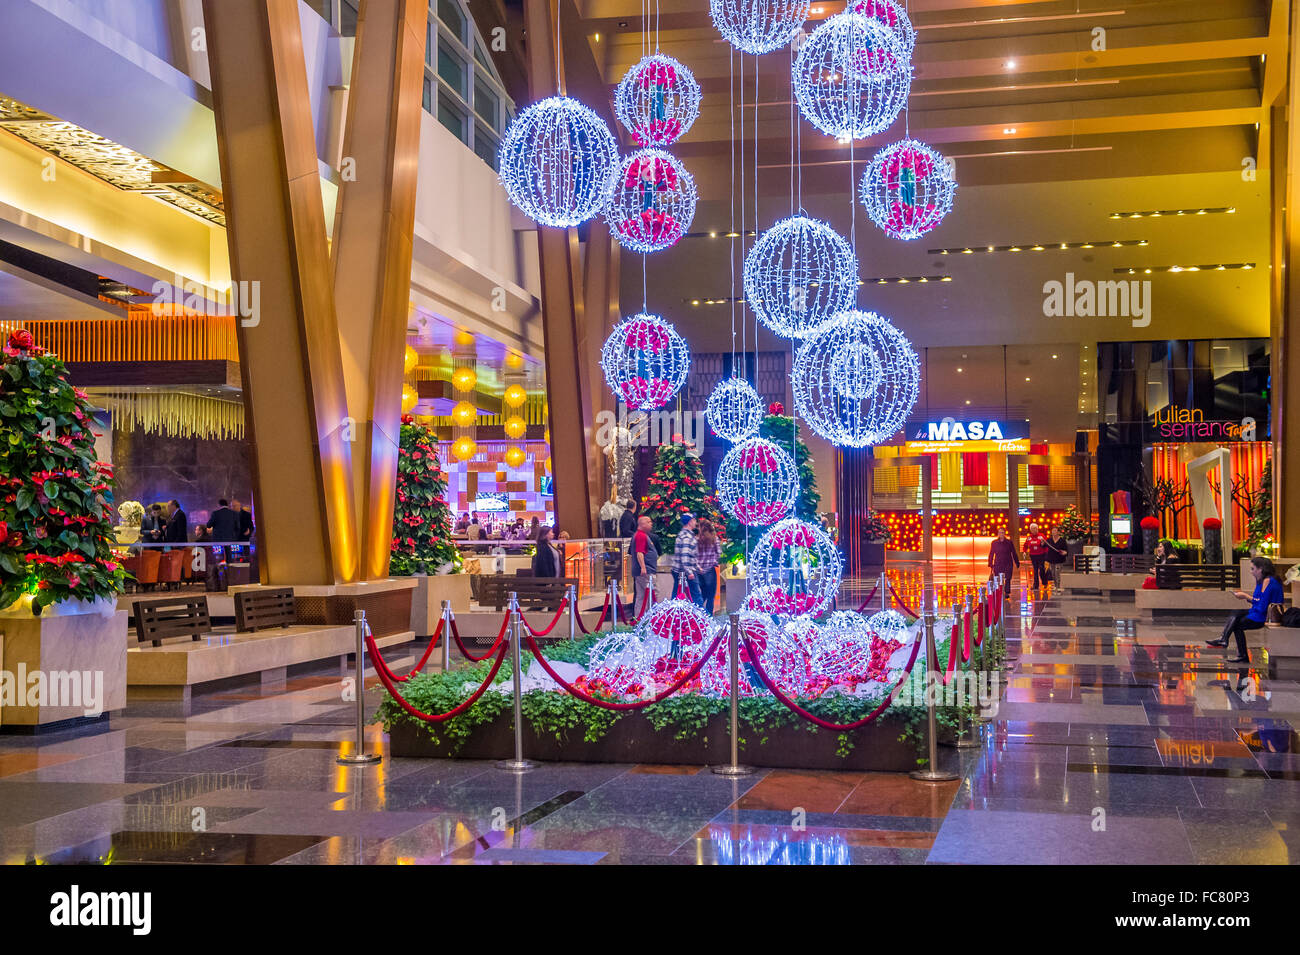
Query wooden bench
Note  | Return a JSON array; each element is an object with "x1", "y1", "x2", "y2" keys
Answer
[
  {"x1": 476, "y1": 575, "x2": 577, "y2": 611},
  {"x1": 234, "y1": 587, "x2": 296, "y2": 632},
  {"x1": 1071, "y1": 553, "x2": 1154, "y2": 574},
  {"x1": 133, "y1": 596, "x2": 211, "y2": 647},
  {"x1": 1155, "y1": 564, "x2": 1237, "y2": 590}
]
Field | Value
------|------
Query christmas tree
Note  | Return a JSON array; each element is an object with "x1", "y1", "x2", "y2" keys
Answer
[
  {"x1": 639, "y1": 438, "x2": 724, "y2": 554},
  {"x1": 0, "y1": 329, "x2": 126, "y2": 613},
  {"x1": 1247, "y1": 458, "x2": 1273, "y2": 549},
  {"x1": 389, "y1": 416, "x2": 458, "y2": 575},
  {"x1": 722, "y1": 402, "x2": 821, "y2": 563}
]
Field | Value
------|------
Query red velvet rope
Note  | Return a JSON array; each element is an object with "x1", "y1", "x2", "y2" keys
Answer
[
  {"x1": 853, "y1": 579, "x2": 882, "y2": 613},
  {"x1": 366, "y1": 630, "x2": 508, "y2": 723},
  {"x1": 742, "y1": 633, "x2": 925, "y2": 731},
  {"x1": 886, "y1": 580, "x2": 922, "y2": 620},
  {"x1": 371, "y1": 615, "x2": 441, "y2": 686},
  {"x1": 450, "y1": 613, "x2": 509, "y2": 662},
  {"x1": 941, "y1": 616, "x2": 962, "y2": 685},
  {"x1": 518, "y1": 603, "x2": 566, "y2": 637},
  {"x1": 521, "y1": 626, "x2": 727, "y2": 711},
  {"x1": 634, "y1": 587, "x2": 652, "y2": 622},
  {"x1": 960, "y1": 607, "x2": 974, "y2": 664},
  {"x1": 574, "y1": 593, "x2": 611, "y2": 635}
]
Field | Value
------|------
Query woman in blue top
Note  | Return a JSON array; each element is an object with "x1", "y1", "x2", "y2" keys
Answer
[{"x1": 1207, "y1": 556, "x2": 1285, "y2": 663}]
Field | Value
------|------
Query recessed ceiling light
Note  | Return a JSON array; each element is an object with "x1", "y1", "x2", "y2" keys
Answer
[
  {"x1": 1005, "y1": 60, "x2": 1017, "y2": 70},
  {"x1": 1003, "y1": 127, "x2": 1017, "y2": 134},
  {"x1": 965, "y1": 400, "x2": 971, "y2": 405}
]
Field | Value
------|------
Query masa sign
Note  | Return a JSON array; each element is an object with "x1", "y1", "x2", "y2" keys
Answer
[{"x1": 904, "y1": 418, "x2": 1031, "y2": 452}]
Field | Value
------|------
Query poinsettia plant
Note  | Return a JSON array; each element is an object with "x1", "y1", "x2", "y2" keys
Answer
[
  {"x1": 0, "y1": 330, "x2": 127, "y2": 613},
  {"x1": 389, "y1": 415, "x2": 458, "y2": 575}
]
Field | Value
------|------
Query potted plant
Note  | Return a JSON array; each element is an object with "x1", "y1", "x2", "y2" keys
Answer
[
  {"x1": 115, "y1": 500, "x2": 144, "y2": 545},
  {"x1": 1202, "y1": 516, "x2": 1223, "y2": 564},
  {"x1": 0, "y1": 330, "x2": 128, "y2": 728},
  {"x1": 1139, "y1": 516, "x2": 1160, "y2": 554},
  {"x1": 389, "y1": 416, "x2": 467, "y2": 634},
  {"x1": 1059, "y1": 505, "x2": 1090, "y2": 559},
  {"x1": 859, "y1": 509, "x2": 891, "y2": 570}
]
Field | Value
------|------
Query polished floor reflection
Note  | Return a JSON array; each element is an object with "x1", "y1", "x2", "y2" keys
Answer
[{"x1": 1, "y1": 572, "x2": 1297, "y2": 864}]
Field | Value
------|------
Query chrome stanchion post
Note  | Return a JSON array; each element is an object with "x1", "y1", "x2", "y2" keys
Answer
[
  {"x1": 947, "y1": 599, "x2": 979, "y2": 749},
  {"x1": 646, "y1": 573, "x2": 655, "y2": 617},
  {"x1": 338, "y1": 609, "x2": 381, "y2": 766},
  {"x1": 498, "y1": 592, "x2": 535, "y2": 773},
  {"x1": 440, "y1": 599, "x2": 452, "y2": 672},
  {"x1": 567, "y1": 584, "x2": 577, "y2": 642},
  {"x1": 712, "y1": 613, "x2": 754, "y2": 776},
  {"x1": 880, "y1": 570, "x2": 888, "y2": 613},
  {"x1": 909, "y1": 606, "x2": 958, "y2": 782}
]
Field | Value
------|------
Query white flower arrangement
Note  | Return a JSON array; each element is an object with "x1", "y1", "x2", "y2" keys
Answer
[{"x1": 118, "y1": 500, "x2": 145, "y2": 526}]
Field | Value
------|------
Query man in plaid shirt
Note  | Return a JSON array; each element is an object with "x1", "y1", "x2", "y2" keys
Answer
[{"x1": 672, "y1": 513, "x2": 703, "y2": 607}]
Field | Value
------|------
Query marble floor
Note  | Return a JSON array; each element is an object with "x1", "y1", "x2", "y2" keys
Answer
[{"x1": 1, "y1": 571, "x2": 1297, "y2": 865}]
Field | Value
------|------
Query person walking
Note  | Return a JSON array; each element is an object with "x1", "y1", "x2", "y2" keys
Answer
[
  {"x1": 696, "y1": 521, "x2": 721, "y2": 615},
  {"x1": 631, "y1": 515, "x2": 659, "y2": 618},
  {"x1": 1023, "y1": 522, "x2": 1051, "y2": 590},
  {"x1": 205, "y1": 499, "x2": 240, "y2": 542},
  {"x1": 672, "y1": 513, "x2": 704, "y2": 607},
  {"x1": 988, "y1": 526, "x2": 1019, "y2": 588},
  {"x1": 1045, "y1": 525, "x2": 1069, "y2": 585},
  {"x1": 618, "y1": 499, "x2": 638, "y2": 538},
  {"x1": 531, "y1": 525, "x2": 562, "y2": 578},
  {"x1": 1207, "y1": 556, "x2": 1284, "y2": 664}
]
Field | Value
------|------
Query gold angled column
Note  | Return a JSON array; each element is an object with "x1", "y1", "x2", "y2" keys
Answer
[
  {"x1": 203, "y1": 0, "x2": 359, "y2": 584},
  {"x1": 331, "y1": 0, "x2": 428, "y2": 580}
]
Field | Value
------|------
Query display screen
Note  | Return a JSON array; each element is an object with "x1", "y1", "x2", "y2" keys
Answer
[{"x1": 1110, "y1": 515, "x2": 1131, "y2": 534}]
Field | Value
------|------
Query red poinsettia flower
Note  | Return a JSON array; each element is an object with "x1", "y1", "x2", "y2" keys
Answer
[{"x1": 6, "y1": 329, "x2": 35, "y2": 352}]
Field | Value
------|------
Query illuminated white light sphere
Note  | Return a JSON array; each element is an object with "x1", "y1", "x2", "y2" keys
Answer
[
  {"x1": 865, "y1": 608, "x2": 912, "y2": 640},
  {"x1": 600, "y1": 313, "x2": 690, "y2": 411},
  {"x1": 850, "y1": 0, "x2": 916, "y2": 58},
  {"x1": 792, "y1": 310, "x2": 920, "y2": 447},
  {"x1": 700, "y1": 612, "x2": 770, "y2": 696},
  {"x1": 604, "y1": 149, "x2": 697, "y2": 253},
  {"x1": 716, "y1": 437, "x2": 800, "y2": 528},
  {"x1": 744, "y1": 216, "x2": 858, "y2": 339},
  {"x1": 748, "y1": 518, "x2": 843, "y2": 617},
  {"x1": 498, "y1": 96, "x2": 619, "y2": 227},
  {"x1": 792, "y1": 12, "x2": 911, "y2": 140},
  {"x1": 586, "y1": 630, "x2": 666, "y2": 695},
  {"x1": 860, "y1": 140, "x2": 956, "y2": 240},
  {"x1": 710, "y1": 0, "x2": 810, "y2": 55},
  {"x1": 706, "y1": 377, "x2": 765, "y2": 442},
  {"x1": 823, "y1": 610, "x2": 872, "y2": 635},
  {"x1": 614, "y1": 53, "x2": 701, "y2": 147}
]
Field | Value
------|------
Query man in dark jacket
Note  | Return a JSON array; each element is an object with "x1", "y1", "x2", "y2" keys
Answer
[
  {"x1": 618, "y1": 499, "x2": 638, "y2": 538},
  {"x1": 164, "y1": 500, "x2": 188, "y2": 543},
  {"x1": 206, "y1": 499, "x2": 240, "y2": 542},
  {"x1": 232, "y1": 499, "x2": 254, "y2": 542},
  {"x1": 987, "y1": 526, "x2": 1019, "y2": 586}
]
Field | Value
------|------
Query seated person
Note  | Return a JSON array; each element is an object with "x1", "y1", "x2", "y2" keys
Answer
[
  {"x1": 1142, "y1": 540, "x2": 1178, "y2": 588},
  {"x1": 1207, "y1": 556, "x2": 1284, "y2": 663}
]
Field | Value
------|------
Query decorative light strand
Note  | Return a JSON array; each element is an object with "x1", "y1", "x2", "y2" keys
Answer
[
  {"x1": 706, "y1": 377, "x2": 765, "y2": 441},
  {"x1": 860, "y1": 139, "x2": 956, "y2": 240},
  {"x1": 716, "y1": 437, "x2": 800, "y2": 527},
  {"x1": 614, "y1": 53, "x2": 701, "y2": 146},
  {"x1": 744, "y1": 216, "x2": 858, "y2": 338},
  {"x1": 792, "y1": 12, "x2": 911, "y2": 140},
  {"x1": 600, "y1": 312, "x2": 691, "y2": 411},
  {"x1": 710, "y1": 0, "x2": 810, "y2": 55},
  {"x1": 605, "y1": 149, "x2": 698, "y2": 253}
]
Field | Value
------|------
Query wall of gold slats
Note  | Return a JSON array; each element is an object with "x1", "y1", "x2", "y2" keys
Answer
[{"x1": 0, "y1": 315, "x2": 238, "y2": 363}]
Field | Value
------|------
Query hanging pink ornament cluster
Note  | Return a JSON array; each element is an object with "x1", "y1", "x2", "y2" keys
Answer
[
  {"x1": 859, "y1": 139, "x2": 956, "y2": 240},
  {"x1": 605, "y1": 149, "x2": 698, "y2": 254},
  {"x1": 600, "y1": 313, "x2": 690, "y2": 411},
  {"x1": 614, "y1": 53, "x2": 701, "y2": 147}
]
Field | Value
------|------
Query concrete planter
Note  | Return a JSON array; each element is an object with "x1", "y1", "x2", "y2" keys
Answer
[
  {"x1": 1, "y1": 605, "x2": 128, "y2": 730},
  {"x1": 409, "y1": 573, "x2": 473, "y2": 637}
]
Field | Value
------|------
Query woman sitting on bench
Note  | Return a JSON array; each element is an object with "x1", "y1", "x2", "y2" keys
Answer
[
  {"x1": 1208, "y1": 556, "x2": 1284, "y2": 663},
  {"x1": 1141, "y1": 540, "x2": 1177, "y2": 589}
]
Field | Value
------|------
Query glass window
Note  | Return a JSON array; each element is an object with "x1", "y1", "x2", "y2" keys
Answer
[
  {"x1": 438, "y1": 99, "x2": 466, "y2": 141},
  {"x1": 474, "y1": 76, "x2": 499, "y2": 127},
  {"x1": 426, "y1": 20, "x2": 433, "y2": 67},
  {"x1": 437, "y1": 0, "x2": 465, "y2": 41},
  {"x1": 438, "y1": 40, "x2": 467, "y2": 99},
  {"x1": 422, "y1": 75, "x2": 433, "y2": 114},
  {"x1": 341, "y1": 0, "x2": 359, "y2": 37},
  {"x1": 474, "y1": 124, "x2": 498, "y2": 169},
  {"x1": 304, "y1": 0, "x2": 333, "y2": 24}
]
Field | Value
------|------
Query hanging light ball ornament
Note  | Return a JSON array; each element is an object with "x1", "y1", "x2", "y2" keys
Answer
[
  {"x1": 745, "y1": 216, "x2": 858, "y2": 339},
  {"x1": 452, "y1": 366, "x2": 478, "y2": 391},
  {"x1": 600, "y1": 313, "x2": 691, "y2": 411},
  {"x1": 792, "y1": 310, "x2": 920, "y2": 447},
  {"x1": 615, "y1": 53, "x2": 701, "y2": 147},
  {"x1": 503, "y1": 384, "x2": 528, "y2": 408},
  {"x1": 792, "y1": 12, "x2": 911, "y2": 140},
  {"x1": 748, "y1": 518, "x2": 843, "y2": 617},
  {"x1": 640, "y1": 598, "x2": 715, "y2": 659},
  {"x1": 850, "y1": 0, "x2": 916, "y2": 58},
  {"x1": 403, "y1": 345, "x2": 419, "y2": 374},
  {"x1": 716, "y1": 437, "x2": 800, "y2": 528},
  {"x1": 860, "y1": 140, "x2": 956, "y2": 240},
  {"x1": 503, "y1": 415, "x2": 527, "y2": 439},
  {"x1": 451, "y1": 436, "x2": 477, "y2": 461},
  {"x1": 866, "y1": 608, "x2": 913, "y2": 640},
  {"x1": 498, "y1": 96, "x2": 619, "y2": 227},
  {"x1": 400, "y1": 384, "x2": 418, "y2": 414},
  {"x1": 711, "y1": 0, "x2": 810, "y2": 55},
  {"x1": 451, "y1": 400, "x2": 477, "y2": 427},
  {"x1": 604, "y1": 149, "x2": 697, "y2": 253},
  {"x1": 504, "y1": 445, "x2": 527, "y2": 468},
  {"x1": 706, "y1": 377, "x2": 765, "y2": 442}
]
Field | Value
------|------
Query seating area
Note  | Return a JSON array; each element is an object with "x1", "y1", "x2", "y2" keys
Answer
[{"x1": 474, "y1": 574, "x2": 578, "y2": 611}]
